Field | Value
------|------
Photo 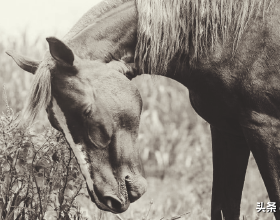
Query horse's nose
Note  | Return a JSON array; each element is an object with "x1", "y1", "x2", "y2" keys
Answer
[
  {"x1": 91, "y1": 183, "x2": 129, "y2": 213},
  {"x1": 103, "y1": 195, "x2": 129, "y2": 213},
  {"x1": 125, "y1": 175, "x2": 147, "y2": 202}
]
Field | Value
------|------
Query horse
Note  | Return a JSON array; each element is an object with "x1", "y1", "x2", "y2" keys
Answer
[
  {"x1": 6, "y1": 0, "x2": 280, "y2": 219},
  {"x1": 6, "y1": 37, "x2": 147, "y2": 214}
]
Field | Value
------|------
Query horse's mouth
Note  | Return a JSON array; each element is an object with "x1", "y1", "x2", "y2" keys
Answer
[
  {"x1": 86, "y1": 185, "x2": 129, "y2": 213},
  {"x1": 86, "y1": 185, "x2": 114, "y2": 212}
]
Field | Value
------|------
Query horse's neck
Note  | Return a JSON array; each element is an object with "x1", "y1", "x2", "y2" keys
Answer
[
  {"x1": 64, "y1": 0, "x2": 133, "y2": 41},
  {"x1": 64, "y1": 0, "x2": 137, "y2": 61}
]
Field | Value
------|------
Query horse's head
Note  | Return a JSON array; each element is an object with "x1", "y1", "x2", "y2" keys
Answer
[{"x1": 6, "y1": 37, "x2": 146, "y2": 213}]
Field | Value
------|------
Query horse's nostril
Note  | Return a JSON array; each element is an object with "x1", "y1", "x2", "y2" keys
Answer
[{"x1": 104, "y1": 196, "x2": 123, "y2": 211}]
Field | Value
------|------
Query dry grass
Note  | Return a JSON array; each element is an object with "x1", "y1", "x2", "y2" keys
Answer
[{"x1": 0, "y1": 31, "x2": 275, "y2": 220}]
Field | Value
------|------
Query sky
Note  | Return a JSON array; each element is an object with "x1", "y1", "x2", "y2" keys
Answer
[{"x1": 0, "y1": 0, "x2": 103, "y2": 42}]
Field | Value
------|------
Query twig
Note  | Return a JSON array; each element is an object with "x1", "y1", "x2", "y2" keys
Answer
[
  {"x1": 116, "y1": 214, "x2": 124, "y2": 220},
  {"x1": 160, "y1": 212, "x2": 190, "y2": 220},
  {"x1": 29, "y1": 131, "x2": 54, "y2": 218},
  {"x1": 144, "y1": 200, "x2": 153, "y2": 220},
  {"x1": 69, "y1": 180, "x2": 84, "y2": 206},
  {"x1": 170, "y1": 212, "x2": 190, "y2": 220},
  {"x1": 58, "y1": 147, "x2": 72, "y2": 219},
  {"x1": 30, "y1": 142, "x2": 46, "y2": 218}
]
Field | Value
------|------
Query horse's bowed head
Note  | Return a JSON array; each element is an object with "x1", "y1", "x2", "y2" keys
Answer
[
  {"x1": 8, "y1": 0, "x2": 280, "y2": 218},
  {"x1": 6, "y1": 37, "x2": 147, "y2": 213}
]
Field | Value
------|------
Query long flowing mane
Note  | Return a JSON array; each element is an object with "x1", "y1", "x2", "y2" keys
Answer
[
  {"x1": 21, "y1": 60, "x2": 52, "y2": 126},
  {"x1": 135, "y1": 0, "x2": 274, "y2": 75},
  {"x1": 20, "y1": 0, "x2": 275, "y2": 126}
]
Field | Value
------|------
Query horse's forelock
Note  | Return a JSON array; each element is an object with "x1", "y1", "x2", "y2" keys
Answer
[
  {"x1": 21, "y1": 62, "x2": 52, "y2": 127},
  {"x1": 135, "y1": 0, "x2": 274, "y2": 75}
]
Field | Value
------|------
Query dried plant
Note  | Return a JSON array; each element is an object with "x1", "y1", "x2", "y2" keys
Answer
[{"x1": 0, "y1": 87, "x2": 88, "y2": 220}]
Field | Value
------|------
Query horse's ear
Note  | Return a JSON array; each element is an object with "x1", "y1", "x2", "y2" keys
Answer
[
  {"x1": 122, "y1": 62, "x2": 138, "y2": 80},
  {"x1": 120, "y1": 54, "x2": 138, "y2": 80},
  {"x1": 46, "y1": 37, "x2": 74, "y2": 66},
  {"x1": 121, "y1": 54, "x2": 134, "y2": 63},
  {"x1": 6, "y1": 50, "x2": 40, "y2": 74}
]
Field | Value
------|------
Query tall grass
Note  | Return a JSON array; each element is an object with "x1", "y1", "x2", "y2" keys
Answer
[{"x1": 0, "y1": 31, "x2": 274, "y2": 220}]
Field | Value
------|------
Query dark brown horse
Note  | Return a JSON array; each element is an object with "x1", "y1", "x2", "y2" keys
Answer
[
  {"x1": 7, "y1": 0, "x2": 280, "y2": 219},
  {"x1": 7, "y1": 37, "x2": 147, "y2": 213}
]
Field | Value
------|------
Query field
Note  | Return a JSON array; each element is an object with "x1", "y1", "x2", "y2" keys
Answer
[{"x1": 0, "y1": 32, "x2": 275, "y2": 220}]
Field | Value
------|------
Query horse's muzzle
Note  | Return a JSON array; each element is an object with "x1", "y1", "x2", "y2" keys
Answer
[
  {"x1": 125, "y1": 174, "x2": 147, "y2": 202},
  {"x1": 87, "y1": 174, "x2": 147, "y2": 213}
]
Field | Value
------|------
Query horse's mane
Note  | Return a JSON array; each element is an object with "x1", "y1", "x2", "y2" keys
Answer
[
  {"x1": 21, "y1": 61, "x2": 52, "y2": 127},
  {"x1": 135, "y1": 0, "x2": 274, "y2": 75}
]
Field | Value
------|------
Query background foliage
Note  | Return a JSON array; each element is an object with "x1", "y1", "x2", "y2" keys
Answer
[{"x1": 0, "y1": 32, "x2": 274, "y2": 219}]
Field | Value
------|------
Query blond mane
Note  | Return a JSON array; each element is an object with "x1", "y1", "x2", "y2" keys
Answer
[
  {"x1": 21, "y1": 61, "x2": 52, "y2": 127},
  {"x1": 135, "y1": 0, "x2": 274, "y2": 75}
]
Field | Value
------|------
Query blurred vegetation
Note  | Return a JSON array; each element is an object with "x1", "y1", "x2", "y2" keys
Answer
[
  {"x1": 0, "y1": 96, "x2": 88, "y2": 220},
  {"x1": 0, "y1": 31, "x2": 275, "y2": 220}
]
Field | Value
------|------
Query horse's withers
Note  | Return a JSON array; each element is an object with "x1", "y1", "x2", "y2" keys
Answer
[{"x1": 7, "y1": 38, "x2": 147, "y2": 213}]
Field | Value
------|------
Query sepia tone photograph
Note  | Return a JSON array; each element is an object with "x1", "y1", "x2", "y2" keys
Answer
[{"x1": 0, "y1": 0, "x2": 279, "y2": 219}]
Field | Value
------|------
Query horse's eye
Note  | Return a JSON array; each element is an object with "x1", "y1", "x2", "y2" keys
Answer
[{"x1": 83, "y1": 105, "x2": 92, "y2": 118}]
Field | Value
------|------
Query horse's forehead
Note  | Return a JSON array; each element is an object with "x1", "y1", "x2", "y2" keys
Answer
[
  {"x1": 50, "y1": 71, "x2": 142, "y2": 117},
  {"x1": 96, "y1": 73, "x2": 142, "y2": 109}
]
